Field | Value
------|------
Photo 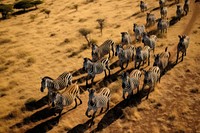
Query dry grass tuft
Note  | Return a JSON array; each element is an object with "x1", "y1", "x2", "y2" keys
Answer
[
  {"x1": 26, "y1": 57, "x2": 36, "y2": 67},
  {"x1": 190, "y1": 88, "x2": 198, "y2": 93},
  {"x1": 16, "y1": 51, "x2": 29, "y2": 59},
  {"x1": 0, "y1": 38, "x2": 12, "y2": 45}
]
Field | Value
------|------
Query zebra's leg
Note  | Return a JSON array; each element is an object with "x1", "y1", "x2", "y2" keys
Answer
[
  {"x1": 125, "y1": 60, "x2": 129, "y2": 68},
  {"x1": 89, "y1": 111, "x2": 97, "y2": 127},
  {"x1": 181, "y1": 52, "x2": 184, "y2": 62},
  {"x1": 123, "y1": 92, "x2": 126, "y2": 100},
  {"x1": 176, "y1": 50, "x2": 179, "y2": 64},
  {"x1": 105, "y1": 101, "x2": 110, "y2": 112},
  {"x1": 106, "y1": 65, "x2": 111, "y2": 76},
  {"x1": 137, "y1": 85, "x2": 140, "y2": 93},
  {"x1": 76, "y1": 95, "x2": 82, "y2": 105},
  {"x1": 120, "y1": 61, "x2": 124, "y2": 69},
  {"x1": 108, "y1": 52, "x2": 111, "y2": 59},
  {"x1": 148, "y1": 57, "x2": 150, "y2": 66},
  {"x1": 71, "y1": 98, "x2": 78, "y2": 110},
  {"x1": 100, "y1": 107, "x2": 104, "y2": 114},
  {"x1": 104, "y1": 70, "x2": 107, "y2": 78},
  {"x1": 91, "y1": 75, "x2": 95, "y2": 85},
  {"x1": 86, "y1": 75, "x2": 89, "y2": 86},
  {"x1": 185, "y1": 50, "x2": 187, "y2": 56},
  {"x1": 146, "y1": 86, "x2": 151, "y2": 99}
]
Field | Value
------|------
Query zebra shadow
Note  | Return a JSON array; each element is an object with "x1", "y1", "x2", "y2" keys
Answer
[
  {"x1": 71, "y1": 68, "x2": 86, "y2": 77},
  {"x1": 92, "y1": 90, "x2": 147, "y2": 132},
  {"x1": 10, "y1": 107, "x2": 56, "y2": 129},
  {"x1": 23, "y1": 95, "x2": 48, "y2": 111},
  {"x1": 25, "y1": 115, "x2": 61, "y2": 133},
  {"x1": 67, "y1": 119, "x2": 93, "y2": 133},
  {"x1": 169, "y1": 16, "x2": 179, "y2": 26}
]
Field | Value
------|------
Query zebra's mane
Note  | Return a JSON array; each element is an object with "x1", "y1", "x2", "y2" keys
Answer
[{"x1": 42, "y1": 76, "x2": 53, "y2": 80}]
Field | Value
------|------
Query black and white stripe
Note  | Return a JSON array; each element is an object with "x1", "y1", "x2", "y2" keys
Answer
[
  {"x1": 160, "y1": 7, "x2": 167, "y2": 19},
  {"x1": 153, "y1": 47, "x2": 170, "y2": 74},
  {"x1": 91, "y1": 39, "x2": 115, "y2": 61},
  {"x1": 142, "y1": 32, "x2": 157, "y2": 53},
  {"x1": 83, "y1": 57, "x2": 110, "y2": 86},
  {"x1": 135, "y1": 46, "x2": 151, "y2": 69},
  {"x1": 157, "y1": 18, "x2": 169, "y2": 34},
  {"x1": 142, "y1": 66, "x2": 161, "y2": 99},
  {"x1": 121, "y1": 70, "x2": 142, "y2": 99},
  {"x1": 133, "y1": 23, "x2": 146, "y2": 41},
  {"x1": 40, "y1": 72, "x2": 73, "y2": 106},
  {"x1": 52, "y1": 82, "x2": 82, "y2": 116},
  {"x1": 115, "y1": 45, "x2": 135, "y2": 69},
  {"x1": 176, "y1": 35, "x2": 189, "y2": 64},
  {"x1": 85, "y1": 87, "x2": 110, "y2": 127}
]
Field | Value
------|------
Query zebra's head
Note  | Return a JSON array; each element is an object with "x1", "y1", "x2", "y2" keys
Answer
[
  {"x1": 40, "y1": 77, "x2": 53, "y2": 92},
  {"x1": 115, "y1": 44, "x2": 122, "y2": 56},
  {"x1": 153, "y1": 54, "x2": 160, "y2": 67},
  {"x1": 121, "y1": 72, "x2": 130, "y2": 89},
  {"x1": 143, "y1": 70, "x2": 151, "y2": 85},
  {"x1": 136, "y1": 46, "x2": 142, "y2": 59}
]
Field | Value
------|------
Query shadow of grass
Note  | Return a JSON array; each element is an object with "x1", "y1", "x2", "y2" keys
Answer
[{"x1": 25, "y1": 115, "x2": 61, "y2": 133}]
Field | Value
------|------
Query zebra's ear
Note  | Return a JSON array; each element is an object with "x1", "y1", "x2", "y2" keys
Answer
[{"x1": 178, "y1": 35, "x2": 181, "y2": 39}]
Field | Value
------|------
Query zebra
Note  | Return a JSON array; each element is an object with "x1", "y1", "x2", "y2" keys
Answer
[
  {"x1": 176, "y1": 5, "x2": 184, "y2": 21},
  {"x1": 142, "y1": 32, "x2": 157, "y2": 53},
  {"x1": 121, "y1": 32, "x2": 132, "y2": 45},
  {"x1": 183, "y1": 0, "x2": 189, "y2": 15},
  {"x1": 140, "y1": 1, "x2": 148, "y2": 12},
  {"x1": 85, "y1": 87, "x2": 110, "y2": 127},
  {"x1": 121, "y1": 70, "x2": 142, "y2": 99},
  {"x1": 83, "y1": 57, "x2": 110, "y2": 86},
  {"x1": 146, "y1": 12, "x2": 156, "y2": 27},
  {"x1": 153, "y1": 47, "x2": 170, "y2": 75},
  {"x1": 40, "y1": 72, "x2": 73, "y2": 106},
  {"x1": 176, "y1": 35, "x2": 190, "y2": 64},
  {"x1": 159, "y1": 0, "x2": 166, "y2": 8},
  {"x1": 135, "y1": 46, "x2": 151, "y2": 69},
  {"x1": 160, "y1": 7, "x2": 167, "y2": 19},
  {"x1": 51, "y1": 82, "x2": 82, "y2": 116},
  {"x1": 142, "y1": 66, "x2": 161, "y2": 99},
  {"x1": 115, "y1": 44, "x2": 135, "y2": 69},
  {"x1": 133, "y1": 23, "x2": 146, "y2": 41},
  {"x1": 157, "y1": 18, "x2": 169, "y2": 34},
  {"x1": 91, "y1": 39, "x2": 115, "y2": 61}
]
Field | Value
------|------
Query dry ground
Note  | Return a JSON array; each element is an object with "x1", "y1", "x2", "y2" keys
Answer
[{"x1": 0, "y1": 0, "x2": 199, "y2": 133}]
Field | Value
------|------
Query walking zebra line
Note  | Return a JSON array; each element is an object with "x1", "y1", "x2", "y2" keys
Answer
[
  {"x1": 52, "y1": 82, "x2": 82, "y2": 116},
  {"x1": 85, "y1": 87, "x2": 110, "y2": 127},
  {"x1": 142, "y1": 66, "x2": 161, "y2": 99},
  {"x1": 83, "y1": 57, "x2": 110, "y2": 86},
  {"x1": 40, "y1": 72, "x2": 73, "y2": 106},
  {"x1": 91, "y1": 39, "x2": 115, "y2": 61},
  {"x1": 121, "y1": 69, "x2": 142, "y2": 99}
]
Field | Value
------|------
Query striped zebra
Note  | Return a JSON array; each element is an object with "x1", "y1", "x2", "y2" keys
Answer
[
  {"x1": 140, "y1": 1, "x2": 147, "y2": 12},
  {"x1": 176, "y1": 35, "x2": 190, "y2": 64},
  {"x1": 153, "y1": 47, "x2": 170, "y2": 74},
  {"x1": 121, "y1": 32, "x2": 132, "y2": 45},
  {"x1": 183, "y1": 0, "x2": 189, "y2": 15},
  {"x1": 83, "y1": 57, "x2": 110, "y2": 86},
  {"x1": 176, "y1": 5, "x2": 184, "y2": 21},
  {"x1": 159, "y1": 0, "x2": 166, "y2": 8},
  {"x1": 40, "y1": 72, "x2": 73, "y2": 106},
  {"x1": 142, "y1": 66, "x2": 161, "y2": 99},
  {"x1": 160, "y1": 7, "x2": 167, "y2": 19},
  {"x1": 115, "y1": 44, "x2": 135, "y2": 69},
  {"x1": 121, "y1": 70, "x2": 142, "y2": 99},
  {"x1": 133, "y1": 23, "x2": 146, "y2": 41},
  {"x1": 91, "y1": 39, "x2": 115, "y2": 61},
  {"x1": 85, "y1": 87, "x2": 110, "y2": 127},
  {"x1": 157, "y1": 18, "x2": 169, "y2": 34},
  {"x1": 51, "y1": 82, "x2": 82, "y2": 116},
  {"x1": 146, "y1": 13, "x2": 156, "y2": 27},
  {"x1": 142, "y1": 32, "x2": 157, "y2": 53},
  {"x1": 135, "y1": 46, "x2": 151, "y2": 69}
]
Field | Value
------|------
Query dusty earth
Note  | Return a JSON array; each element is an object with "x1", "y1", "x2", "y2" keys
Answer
[{"x1": 0, "y1": 0, "x2": 200, "y2": 133}]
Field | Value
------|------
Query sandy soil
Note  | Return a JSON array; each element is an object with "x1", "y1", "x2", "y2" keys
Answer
[{"x1": 0, "y1": 0, "x2": 199, "y2": 132}]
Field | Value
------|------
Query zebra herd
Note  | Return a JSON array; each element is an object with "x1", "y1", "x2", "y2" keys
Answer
[{"x1": 39, "y1": 0, "x2": 190, "y2": 127}]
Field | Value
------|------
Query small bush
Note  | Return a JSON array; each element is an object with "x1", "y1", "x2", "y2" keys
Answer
[
  {"x1": 73, "y1": 4, "x2": 78, "y2": 11},
  {"x1": 26, "y1": 57, "x2": 36, "y2": 66},
  {"x1": 41, "y1": 8, "x2": 50, "y2": 18},
  {"x1": 0, "y1": 4, "x2": 13, "y2": 19},
  {"x1": 14, "y1": 0, "x2": 34, "y2": 11},
  {"x1": 79, "y1": 28, "x2": 92, "y2": 46},
  {"x1": 30, "y1": 14, "x2": 37, "y2": 21}
]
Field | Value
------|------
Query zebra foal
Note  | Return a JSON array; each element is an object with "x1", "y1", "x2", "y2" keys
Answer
[
  {"x1": 85, "y1": 87, "x2": 110, "y2": 127},
  {"x1": 91, "y1": 39, "x2": 115, "y2": 61},
  {"x1": 52, "y1": 82, "x2": 82, "y2": 116},
  {"x1": 176, "y1": 35, "x2": 189, "y2": 64},
  {"x1": 121, "y1": 70, "x2": 142, "y2": 99},
  {"x1": 83, "y1": 57, "x2": 110, "y2": 86},
  {"x1": 40, "y1": 72, "x2": 73, "y2": 106},
  {"x1": 142, "y1": 66, "x2": 161, "y2": 99},
  {"x1": 115, "y1": 44, "x2": 135, "y2": 69},
  {"x1": 135, "y1": 46, "x2": 151, "y2": 69}
]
